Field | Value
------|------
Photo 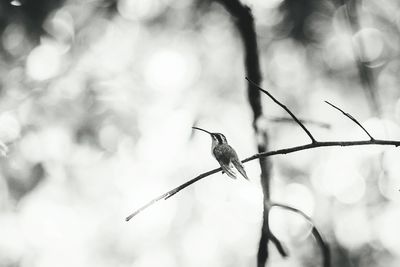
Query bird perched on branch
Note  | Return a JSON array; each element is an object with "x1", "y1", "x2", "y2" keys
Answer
[{"x1": 192, "y1": 126, "x2": 249, "y2": 180}]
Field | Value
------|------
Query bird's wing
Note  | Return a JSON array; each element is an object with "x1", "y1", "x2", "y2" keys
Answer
[
  {"x1": 213, "y1": 145, "x2": 231, "y2": 163},
  {"x1": 213, "y1": 144, "x2": 239, "y2": 179},
  {"x1": 217, "y1": 160, "x2": 237, "y2": 179},
  {"x1": 232, "y1": 159, "x2": 249, "y2": 180}
]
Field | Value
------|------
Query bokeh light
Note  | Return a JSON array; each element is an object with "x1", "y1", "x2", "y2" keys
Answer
[
  {"x1": 375, "y1": 204, "x2": 400, "y2": 255},
  {"x1": 117, "y1": 0, "x2": 170, "y2": 21},
  {"x1": 144, "y1": 47, "x2": 200, "y2": 93},
  {"x1": 44, "y1": 9, "x2": 75, "y2": 46},
  {"x1": 26, "y1": 42, "x2": 64, "y2": 81},
  {"x1": 334, "y1": 208, "x2": 372, "y2": 249},
  {"x1": 353, "y1": 28, "x2": 385, "y2": 65},
  {"x1": 2, "y1": 24, "x2": 26, "y2": 55},
  {"x1": 10, "y1": 0, "x2": 21, "y2": 7},
  {"x1": 0, "y1": 112, "x2": 20, "y2": 143}
]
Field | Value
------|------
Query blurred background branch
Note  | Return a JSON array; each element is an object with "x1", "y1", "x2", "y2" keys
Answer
[
  {"x1": 270, "y1": 202, "x2": 331, "y2": 267},
  {"x1": 340, "y1": 0, "x2": 381, "y2": 115},
  {"x1": 213, "y1": 1, "x2": 287, "y2": 265},
  {"x1": 265, "y1": 116, "x2": 331, "y2": 129}
]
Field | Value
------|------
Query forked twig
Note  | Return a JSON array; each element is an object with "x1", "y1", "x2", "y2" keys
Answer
[
  {"x1": 246, "y1": 77, "x2": 317, "y2": 143},
  {"x1": 325, "y1": 101, "x2": 374, "y2": 140},
  {"x1": 270, "y1": 202, "x2": 330, "y2": 267}
]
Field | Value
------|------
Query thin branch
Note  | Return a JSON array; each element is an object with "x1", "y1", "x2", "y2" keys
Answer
[
  {"x1": 244, "y1": 139, "x2": 399, "y2": 162},
  {"x1": 270, "y1": 202, "x2": 330, "y2": 267},
  {"x1": 269, "y1": 202, "x2": 312, "y2": 223},
  {"x1": 125, "y1": 138, "x2": 400, "y2": 221},
  {"x1": 125, "y1": 168, "x2": 221, "y2": 221},
  {"x1": 325, "y1": 101, "x2": 374, "y2": 140},
  {"x1": 246, "y1": 77, "x2": 317, "y2": 144}
]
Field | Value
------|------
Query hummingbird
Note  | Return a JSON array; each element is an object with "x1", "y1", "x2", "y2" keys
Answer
[{"x1": 192, "y1": 127, "x2": 249, "y2": 180}]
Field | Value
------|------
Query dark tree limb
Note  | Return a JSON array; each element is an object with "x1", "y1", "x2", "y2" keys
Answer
[
  {"x1": 270, "y1": 202, "x2": 331, "y2": 267},
  {"x1": 214, "y1": 0, "x2": 263, "y2": 121},
  {"x1": 213, "y1": 0, "x2": 288, "y2": 263}
]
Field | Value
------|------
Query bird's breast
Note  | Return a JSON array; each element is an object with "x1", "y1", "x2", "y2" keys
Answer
[{"x1": 213, "y1": 144, "x2": 235, "y2": 164}]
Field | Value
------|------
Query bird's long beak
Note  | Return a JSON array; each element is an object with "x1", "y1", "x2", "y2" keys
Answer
[{"x1": 192, "y1": 126, "x2": 212, "y2": 135}]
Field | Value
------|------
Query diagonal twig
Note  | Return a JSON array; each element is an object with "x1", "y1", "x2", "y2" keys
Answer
[
  {"x1": 270, "y1": 202, "x2": 330, "y2": 267},
  {"x1": 125, "y1": 138, "x2": 400, "y2": 221},
  {"x1": 325, "y1": 101, "x2": 374, "y2": 140},
  {"x1": 125, "y1": 168, "x2": 221, "y2": 221},
  {"x1": 246, "y1": 77, "x2": 317, "y2": 144}
]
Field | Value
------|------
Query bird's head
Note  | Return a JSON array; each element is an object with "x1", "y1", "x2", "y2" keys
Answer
[{"x1": 192, "y1": 127, "x2": 228, "y2": 145}]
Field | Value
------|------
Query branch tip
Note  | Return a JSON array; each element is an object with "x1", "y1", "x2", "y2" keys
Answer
[
  {"x1": 125, "y1": 167, "x2": 222, "y2": 221},
  {"x1": 269, "y1": 233, "x2": 289, "y2": 257},
  {"x1": 324, "y1": 100, "x2": 374, "y2": 141},
  {"x1": 246, "y1": 77, "x2": 316, "y2": 143}
]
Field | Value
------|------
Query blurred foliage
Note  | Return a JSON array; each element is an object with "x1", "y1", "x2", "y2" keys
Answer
[
  {"x1": 0, "y1": 0, "x2": 64, "y2": 41},
  {"x1": 0, "y1": 0, "x2": 400, "y2": 267}
]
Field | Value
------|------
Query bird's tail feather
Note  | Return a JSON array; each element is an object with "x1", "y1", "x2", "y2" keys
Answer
[
  {"x1": 233, "y1": 160, "x2": 249, "y2": 180},
  {"x1": 221, "y1": 164, "x2": 237, "y2": 179}
]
